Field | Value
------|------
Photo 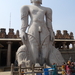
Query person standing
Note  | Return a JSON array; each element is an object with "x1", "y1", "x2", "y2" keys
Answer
[
  {"x1": 52, "y1": 63, "x2": 58, "y2": 75},
  {"x1": 61, "y1": 63, "x2": 66, "y2": 75}
]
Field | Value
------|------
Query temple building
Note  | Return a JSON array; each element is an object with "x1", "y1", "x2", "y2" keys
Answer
[{"x1": 0, "y1": 28, "x2": 75, "y2": 67}]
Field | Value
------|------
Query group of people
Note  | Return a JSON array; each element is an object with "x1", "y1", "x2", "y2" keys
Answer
[{"x1": 61, "y1": 61, "x2": 75, "y2": 75}]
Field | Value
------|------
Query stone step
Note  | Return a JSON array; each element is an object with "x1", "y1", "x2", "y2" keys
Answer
[
  {"x1": 0, "y1": 71, "x2": 11, "y2": 75},
  {"x1": 0, "y1": 71, "x2": 62, "y2": 75}
]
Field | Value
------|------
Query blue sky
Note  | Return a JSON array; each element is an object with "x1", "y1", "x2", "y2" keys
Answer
[{"x1": 0, "y1": 0, "x2": 75, "y2": 38}]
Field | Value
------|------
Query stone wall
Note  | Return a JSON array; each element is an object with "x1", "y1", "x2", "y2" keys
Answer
[
  {"x1": 60, "y1": 49, "x2": 75, "y2": 62},
  {"x1": 0, "y1": 28, "x2": 19, "y2": 38},
  {"x1": 0, "y1": 28, "x2": 74, "y2": 39},
  {"x1": 55, "y1": 30, "x2": 74, "y2": 39}
]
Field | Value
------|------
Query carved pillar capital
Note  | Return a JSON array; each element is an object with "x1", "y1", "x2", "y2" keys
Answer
[{"x1": 7, "y1": 41, "x2": 12, "y2": 44}]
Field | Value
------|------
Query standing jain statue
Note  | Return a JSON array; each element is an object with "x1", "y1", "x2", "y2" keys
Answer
[{"x1": 16, "y1": 0, "x2": 65, "y2": 67}]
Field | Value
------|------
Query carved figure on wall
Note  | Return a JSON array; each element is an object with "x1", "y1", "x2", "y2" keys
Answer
[
  {"x1": 55, "y1": 30, "x2": 63, "y2": 39},
  {"x1": 8, "y1": 29, "x2": 14, "y2": 38},
  {"x1": 63, "y1": 30, "x2": 70, "y2": 39},
  {"x1": 0, "y1": 28, "x2": 6, "y2": 38},
  {"x1": 16, "y1": 0, "x2": 65, "y2": 67},
  {"x1": 70, "y1": 32, "x2": 74, "y2": 39}
]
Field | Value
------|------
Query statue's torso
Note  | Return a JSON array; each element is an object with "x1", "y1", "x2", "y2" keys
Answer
[
  {"x1": 26, "y1": 5, "x2": 50, "y2": 42},
  {"x1": 21, "y1": 5, "x2": 50, "y2": 43}
]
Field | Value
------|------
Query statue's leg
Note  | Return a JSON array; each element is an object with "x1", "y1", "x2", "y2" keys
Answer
[
  {"x1": 28, "y1": 35, "x2": 39, "y2": 64},
  {"x1": 41, "y1": 36, "x2": 50, "y2": 65}
]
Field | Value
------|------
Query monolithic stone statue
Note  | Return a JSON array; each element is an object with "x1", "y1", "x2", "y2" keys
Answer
[{"x1": 16, "y1": 0, "x2": 65, "y2": 67}]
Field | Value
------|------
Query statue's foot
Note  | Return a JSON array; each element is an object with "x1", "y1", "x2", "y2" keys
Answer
[{"x1": 39, "y1": 58, "x2": 46, "y2": 66}]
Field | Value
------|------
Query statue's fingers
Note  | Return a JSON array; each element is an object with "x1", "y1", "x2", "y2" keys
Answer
[
  {"x1": 21, "y1": 37, "x2": 25, "y2": 44},
  {"x1": 24, "y1": 35, "x2": 27, "y2": 40}
]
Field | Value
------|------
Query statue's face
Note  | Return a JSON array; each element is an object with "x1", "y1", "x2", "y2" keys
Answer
[{"x1": 31, "y1": 0, "x2": 42, "y2": 4}]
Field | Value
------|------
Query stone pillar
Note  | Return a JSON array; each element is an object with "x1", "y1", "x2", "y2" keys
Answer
[
  {"x1": 72, "y1": 42, "x2": 75, "y2": 49},
  {"x1": 7, "y1": 42, "x2": 12, "y2": 66},
  {"x1": 62, "y1": 42, "x2": 66, "y2": 50},
  {"x1": 0, "y1": 51, "x2": 1, "y2": 66}
]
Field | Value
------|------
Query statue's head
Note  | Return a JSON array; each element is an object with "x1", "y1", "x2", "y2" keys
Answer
[{"x1": 31, "y1": 0, "x2": 42, "y2": 4}]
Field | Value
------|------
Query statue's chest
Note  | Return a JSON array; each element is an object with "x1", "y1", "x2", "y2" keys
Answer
[{"x1": 30, "y1": 7, "x2": 45, "y2": 15}]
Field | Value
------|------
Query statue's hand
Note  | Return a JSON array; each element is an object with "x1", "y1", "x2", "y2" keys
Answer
[
  {"x1": 50, "y1": 31, "x2": 55, "y2": 42},
  {"x1": 20, "y1": 32, "x2": 27, "y2": 44}
]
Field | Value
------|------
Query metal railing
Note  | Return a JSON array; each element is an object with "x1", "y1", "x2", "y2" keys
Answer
[{"x1": 11, "y1": 64, "x2": 46, "y2": 75}]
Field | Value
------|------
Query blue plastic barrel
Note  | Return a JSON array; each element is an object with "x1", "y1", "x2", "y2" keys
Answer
[{"x1": 43, "y1": 68, "x2": 54, "y2": 75}]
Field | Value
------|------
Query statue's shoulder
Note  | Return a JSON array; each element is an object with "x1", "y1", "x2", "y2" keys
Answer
[
  {"x1": 46, "y1": 7, "x2": 52, "y2": 12},
  {"x1": 42, "y1": 6, "x2": 52, "y2": 12},
  {"x1": 21, "y1": 5, "x2": 30, "y2": 11}
]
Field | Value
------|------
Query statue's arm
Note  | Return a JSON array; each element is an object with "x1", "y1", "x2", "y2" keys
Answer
[
  {"x1": 46, "y1": 8, "x2": 55, "y2": 42},
  {"x1": 20, "y1": 6, "x2": 29, "y2": 44}
]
